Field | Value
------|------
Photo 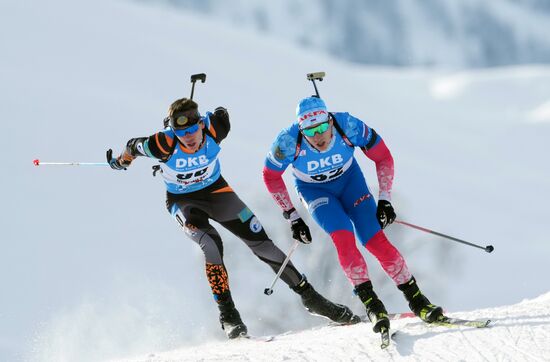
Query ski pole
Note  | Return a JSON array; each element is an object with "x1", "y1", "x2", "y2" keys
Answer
[
  {"x1": 395, "y1": 220, "x2": 494, "y2": 253},
  {"x1": 33, "y1": 159, "x2": 108, "y2": 167},
  {"x1": 264, "y1": 239, "x2": 300, "y2": 295}
]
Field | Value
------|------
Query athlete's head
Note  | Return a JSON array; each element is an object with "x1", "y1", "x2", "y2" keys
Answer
[
  {"x1": 297, "y1": 96, "x2": 333, "y2": 151},
  {"x1": 296, "y1": 96, "x2": 329, "y2": 130},
  {"x1": 168, "y1": 98, "x2": 205, "y2": 152}
]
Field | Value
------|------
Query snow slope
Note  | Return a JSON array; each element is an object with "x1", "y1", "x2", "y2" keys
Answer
[
  {"x1": 1, "y1": 0, "x2": 550, "y2": 361},
  {"x1": 113, "y1": 293, "x2": 550, "y2": 361}
]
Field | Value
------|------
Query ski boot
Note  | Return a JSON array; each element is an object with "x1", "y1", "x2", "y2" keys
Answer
[
  {"x1": 217, "y1": 291, "x2": 248, "y2": 339},
  {"x1": 292, "y1": 277, "x2": 360, "y2": 324},
  {"x1": 398, "y1": 276, "x2": 443, "y2": 323},
  {"x1": 354, "y1": 280, "x2": 390, "y2": 333}
]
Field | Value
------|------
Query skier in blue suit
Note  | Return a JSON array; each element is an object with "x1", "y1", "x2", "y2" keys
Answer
[{"x1": 263, "y1": 96, "x2": 445, "y2": 334}]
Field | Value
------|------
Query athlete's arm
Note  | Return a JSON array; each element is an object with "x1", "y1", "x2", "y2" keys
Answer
[
  {"x1": 338, "y1": 112, "x2": 395, "y2": 202},
  {"x1": 263, "y1": 129, "x2": 298, "y2": 212},
  {"x1": 362, "y1": 137, "x2": 394, "y2": 202},
  {"x1": 262, "y1": 166, "x2": 295, "y2": 212},
  {"x1": 206, "y1": 107, "x2": 230, "y2": 144},
  {"x1": 123, "y1": 131, "x2": 176, "y2": 162}
]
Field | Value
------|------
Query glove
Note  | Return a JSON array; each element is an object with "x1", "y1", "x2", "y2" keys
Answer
[
  {"x1": 213, "y1": 106, "x2": 229, "y2": 121},
  {"x1": 376, "y1": 200, "x2": 396, "y2": 229},
  {"x1": 106, "y1": 149, "x2": 130, "y2": 170},
  {"x1": 291, "y1": 218, "x2": 312, "y2": 244}
]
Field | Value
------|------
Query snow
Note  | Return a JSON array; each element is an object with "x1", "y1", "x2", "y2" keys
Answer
[
  {"x1": 112, "y1": 293, "x2": 550, "y2": 362},
  {"x1": 1, "y1": 0, "x2": 550, "y2": 361},
  {"x1": 529, "y1": 100, "x2": 550, "y2": 123}
]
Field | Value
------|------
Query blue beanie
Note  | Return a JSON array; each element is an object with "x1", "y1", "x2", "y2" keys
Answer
[{"x1": 296, "y1": 97, "x2": 329, "y2": 129}]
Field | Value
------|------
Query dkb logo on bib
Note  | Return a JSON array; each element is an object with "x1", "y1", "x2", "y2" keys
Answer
[
  {"x1": 307, "y1": 154, "x2": 343, "y2": 172},
  {"x1": 175, "y1": 155, "x2": 208, "y2": 168}
]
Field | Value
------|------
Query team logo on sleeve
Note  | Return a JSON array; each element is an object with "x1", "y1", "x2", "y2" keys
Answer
[
  {"x1": 267, "y1": 150, "x2": 284, "y2": 168},
  {"x1": 274, "y1": 146, "x2": 286, "y2": 161}
]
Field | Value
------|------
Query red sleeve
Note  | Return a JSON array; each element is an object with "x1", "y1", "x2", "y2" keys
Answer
[
  {"x1": 262, "y1": 166, "x2": 295, "y2": 212},
  {"x1": 362, "y1": 139, "x2": 394, "y2": 201}
]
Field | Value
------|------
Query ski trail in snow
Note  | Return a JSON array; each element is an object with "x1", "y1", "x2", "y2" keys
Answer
[{"x1": 111, "y1": 292, "x2": 550, "y2": 362}]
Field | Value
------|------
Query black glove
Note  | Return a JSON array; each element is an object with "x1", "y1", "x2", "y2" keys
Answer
[
  {"x1": 291, "y1": 218, "x2": 312, "y2": 244},
  {"x1": 106, "y1": 149, "x2": 129, "y2": 171},
  {"x1": 376, "y1": 200, "x2": 396, "y2": 229},
  {"x1": 213, "y1": 106, "x2": 229, "y2": 121}
]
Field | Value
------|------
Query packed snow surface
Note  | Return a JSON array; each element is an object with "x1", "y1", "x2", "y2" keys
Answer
[{"x1": 113, "y1": 293, "x2": 550, "y2": 361}]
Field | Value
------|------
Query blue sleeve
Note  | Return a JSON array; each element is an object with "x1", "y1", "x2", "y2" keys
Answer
[
  {"x1": 332, "y1": 112, "x2": 381, "y2": 149},
  {"x1": 265, "y1": 124, "x2": 300, "y2": 171}
]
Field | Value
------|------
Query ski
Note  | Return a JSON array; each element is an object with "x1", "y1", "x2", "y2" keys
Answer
[
  {"x1": 358, "y1": 312, "x2": 416, "y2": 323},
  {"x1": 432, "y1": 316, "x2": 491, "y2": 328},
  {"x1": 239, "y1": 334, "x2": 276, "y2": 342},
  {"x1": 389, "y1": 312, "x2": 417, "y2": 320},
  {"x1": 360, "y1": 313, "x2": 490, "y2": 328},
  {"x1": 379, "y1": 327, "x2": 391, "y2": 349}
]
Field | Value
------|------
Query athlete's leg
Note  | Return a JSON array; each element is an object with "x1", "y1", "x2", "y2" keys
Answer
[
  {"x1": 207, "y1": 187, "x2": 303, "y2": 287},
  {"x1": 167, "y1": 196, "x2": 247, "y2": 337},
  {"x1": 211, "y1": 185, "x2": 359, "y2": 324},
  {"x1": 298, "y1": 180, "x2": 389, "y2": 331},
  {"x1": 297, "y1": 184, "x2": 370, "y2": 286},
  {"x1": 168, "y1": 199, "x2": 231, "y2": 297},
  {"x1": 339, "y1": 173, "x2": 443, "y2": 322},
  {"x1": 339, "y1": 170, "x2": 412, "y2": 285}
]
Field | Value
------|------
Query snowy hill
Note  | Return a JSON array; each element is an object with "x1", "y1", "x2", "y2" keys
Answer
[
  {"x1": 113, "y1": 293, "x2": 550, "y2": 361},
  {"x1": 1, "y1": 0, "x2": 550, "y2": 361}
]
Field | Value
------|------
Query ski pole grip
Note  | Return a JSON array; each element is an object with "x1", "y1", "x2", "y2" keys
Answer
[{"x1": 485, "y1": 245, "x2": 494, "y2": 253}]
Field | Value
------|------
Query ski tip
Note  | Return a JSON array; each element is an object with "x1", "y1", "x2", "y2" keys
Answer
[{"x1": 33, "y1": 159, "x2": 40, "y2": 166}]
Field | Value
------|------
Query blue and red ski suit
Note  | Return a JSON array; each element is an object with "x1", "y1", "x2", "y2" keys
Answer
[{"x1": 263, "y1": 112, "x2": 412, "y2": 286}]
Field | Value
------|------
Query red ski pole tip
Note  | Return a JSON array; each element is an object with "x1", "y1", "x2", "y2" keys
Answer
[{"x1": 33, "y1": 159, "x2": 40, "y2": 166}]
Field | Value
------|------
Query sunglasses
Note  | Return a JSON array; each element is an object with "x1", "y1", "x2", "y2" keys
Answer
[
  {"x1": 301, "y1": 122, "x2": 330, "y2": 137},
  {"x1": 173, "y1": 122, "x2": 201, "y2": 137},
  {"x1": 170, "y1": 110, "x2": 201, "y2": 136}
]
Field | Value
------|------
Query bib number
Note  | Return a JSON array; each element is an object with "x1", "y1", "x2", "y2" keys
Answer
[
  {"x1": 176, "y1": 167, "x2": 209, "y2": 181},
  {"x1": 310, "y1": 166, "x2": 344, "y2": 182}
]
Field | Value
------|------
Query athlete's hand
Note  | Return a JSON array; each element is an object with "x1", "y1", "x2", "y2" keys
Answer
[
  {"x1": 213, "y1": 106, "x2": 229, "y2": 121},
  {"x1": 106, "y1": 149, "x2": 130, "y2": 171},
  {"x1": 376, "y1": 200, "x2": 396, "y2": 229},
  {"x1": 291, "y1": 218, "x2": 312, "y2": 244}
]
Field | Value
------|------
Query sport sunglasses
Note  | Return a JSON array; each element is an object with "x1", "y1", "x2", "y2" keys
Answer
[
  {"x1": 301, "y1": 121, "x2": 330, "y2": 137},
  {"x1": 170, "y1": 111, "x2": 202, "y2": 136}
]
